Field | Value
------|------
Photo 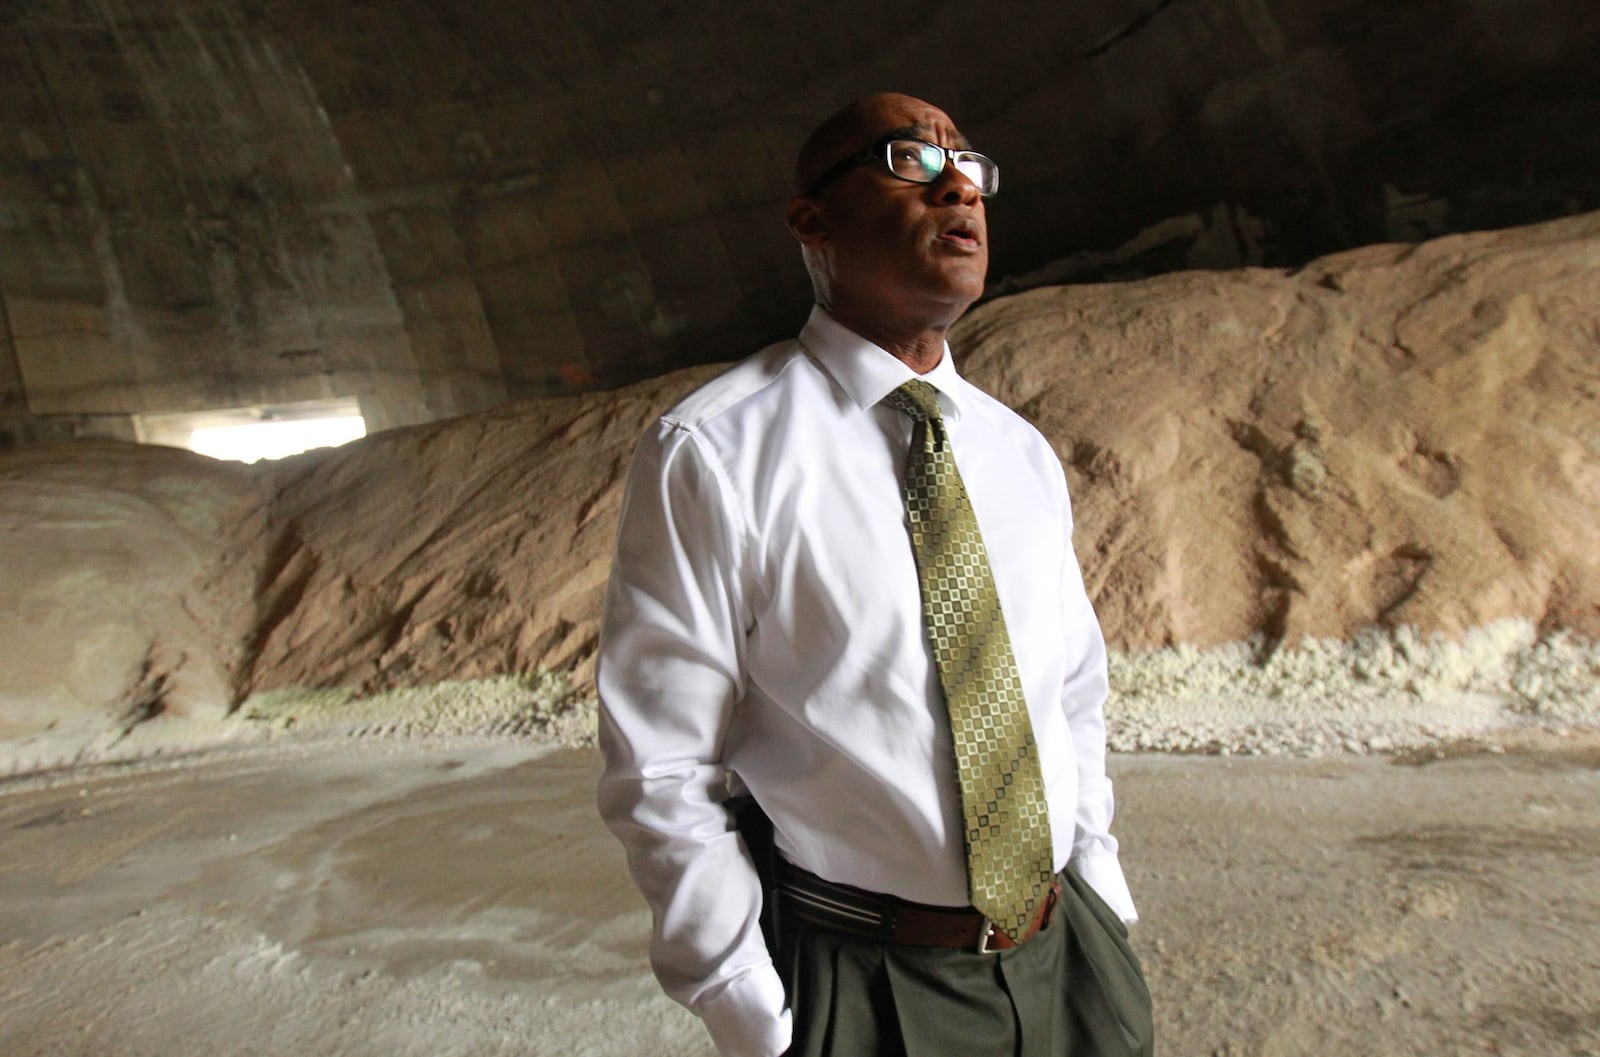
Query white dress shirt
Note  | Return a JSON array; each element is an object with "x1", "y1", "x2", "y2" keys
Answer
[{"x1": 597, "y1": 306, "x2": 1136, "y2": 1057}]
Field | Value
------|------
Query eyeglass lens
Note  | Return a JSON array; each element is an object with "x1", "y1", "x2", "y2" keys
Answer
[{"x1": 886, "y1": 140, "x2": 998, "y2": 196}]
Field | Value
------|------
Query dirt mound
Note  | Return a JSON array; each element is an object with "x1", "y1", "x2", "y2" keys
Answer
[
  {"x1": 956, "y1": 212, "x2": 1600, "y2": 649},
  {"x1": 2, "y1": 214, "x2": 1597, "y2": 761},
  {"x1": 212, "y1": 368, "x2": 718, "y2": 703},
  {"x1": 0, "y1": 442, "x2": 254, "y2": 758}
]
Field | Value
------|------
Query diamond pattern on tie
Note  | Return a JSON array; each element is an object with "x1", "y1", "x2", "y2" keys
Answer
[{"x1": 884, "y1": 379, "x2": 1056, "y2": 941}]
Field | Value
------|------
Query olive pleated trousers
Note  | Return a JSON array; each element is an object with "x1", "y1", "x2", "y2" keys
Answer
[{"x1": 778, "y1": 871, "x2": 1154, "y2": 1057}]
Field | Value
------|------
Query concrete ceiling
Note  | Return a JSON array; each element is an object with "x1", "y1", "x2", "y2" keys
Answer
[{"x1": 2, "y1": 0, "x2": 1597, "y2": 443}]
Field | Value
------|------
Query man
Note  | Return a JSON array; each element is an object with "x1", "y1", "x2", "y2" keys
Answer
[{"x1": 597, "y1": 93, "x2": 1153, "y2": 1057}]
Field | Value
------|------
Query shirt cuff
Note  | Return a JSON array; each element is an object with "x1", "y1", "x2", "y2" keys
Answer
[
  {"x1": 1068, "y1": 850, "x2": 1139, "y2": 924},
  {"x1": 696, "y1": 965, "x2": 793, "y2": 1057}
]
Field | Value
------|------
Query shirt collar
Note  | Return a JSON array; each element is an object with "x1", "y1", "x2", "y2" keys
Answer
[{"x1": 798, "y1": 305, "x2": 968, "y2": 420}]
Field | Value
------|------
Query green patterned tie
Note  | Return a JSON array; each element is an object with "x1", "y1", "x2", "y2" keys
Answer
[{"x1": 884, "y1": 379, "x2": 1056, "y2": 941}]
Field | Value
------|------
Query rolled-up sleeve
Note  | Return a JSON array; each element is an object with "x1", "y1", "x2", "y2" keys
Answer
[{"x1": 596, "y1": 421, "x2": 792, "y2": 1057}]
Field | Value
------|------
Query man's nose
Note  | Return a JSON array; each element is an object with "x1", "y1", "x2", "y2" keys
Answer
[{"x1": 934, "y1": 162, "x2": 982, "y2": 204}]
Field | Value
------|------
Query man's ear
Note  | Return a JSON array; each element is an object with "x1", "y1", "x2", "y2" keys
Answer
[{"x1": 785, "y1": 194, "x2": 828, "y2": 247}]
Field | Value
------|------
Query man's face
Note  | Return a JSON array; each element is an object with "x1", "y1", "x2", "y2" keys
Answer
[{"x1": 800, "y1": 96, "x2": 989, "y2": 324}]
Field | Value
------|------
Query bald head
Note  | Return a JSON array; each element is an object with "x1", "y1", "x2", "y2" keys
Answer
[{"x1": 793, "y1": 92, "x2": 971, "y2": 195}]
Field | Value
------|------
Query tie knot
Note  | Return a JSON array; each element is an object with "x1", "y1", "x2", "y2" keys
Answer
[{"x1": 884, "y1": 379, "x2": 944, "y2": 424}]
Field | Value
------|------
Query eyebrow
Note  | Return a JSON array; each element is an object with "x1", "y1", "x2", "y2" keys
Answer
[{"x1": 888, "y1": 124, "x2": 975, "y2": 151}]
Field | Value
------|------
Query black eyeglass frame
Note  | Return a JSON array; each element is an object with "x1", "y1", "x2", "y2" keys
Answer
[{"x1": 806, "y1": 135, "x2": 1000, "y2": 198}]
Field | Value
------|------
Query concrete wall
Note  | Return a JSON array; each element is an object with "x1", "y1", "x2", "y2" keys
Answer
[
  {"x1": 0, "y1": 2, "x2": 443, "y2": 437},
  {"x1": 1, "y1": 0, "x2": 1597, "y2": 444}
]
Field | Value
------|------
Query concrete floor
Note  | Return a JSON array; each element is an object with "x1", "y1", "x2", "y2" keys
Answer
[{"x1": 2, "y1": 735, "x2": 1598, "y2": 1056}]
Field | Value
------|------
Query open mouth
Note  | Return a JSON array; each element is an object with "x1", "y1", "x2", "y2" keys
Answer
[{"x1": 939, "y1": 224, "x2": 981, "y2": 249}]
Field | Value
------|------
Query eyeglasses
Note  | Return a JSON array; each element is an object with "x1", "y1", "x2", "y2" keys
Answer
[{"x1": 807, "y1": 135, "x2": 1000, "y2": 198}]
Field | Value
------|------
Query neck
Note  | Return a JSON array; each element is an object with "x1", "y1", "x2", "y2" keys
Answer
[{"x1": 824, "y1": 303, "x2": 955, "y2": 375}]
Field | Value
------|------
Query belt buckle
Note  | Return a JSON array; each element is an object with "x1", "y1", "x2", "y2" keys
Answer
[{"x1": 976, "y1": 916, "x2": 999, "y2": 954}]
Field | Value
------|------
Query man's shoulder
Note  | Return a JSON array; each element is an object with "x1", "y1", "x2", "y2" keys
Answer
[
  {"x1": 660, "y1": 339, "x2": 811, "y2": 433},
  {"x1": 956, "y1": 376, "x2": 1053, "y2": 447}
]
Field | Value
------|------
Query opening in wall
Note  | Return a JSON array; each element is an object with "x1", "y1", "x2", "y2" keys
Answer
[{"x1": 135, "y1": 399, "x2": 367, "y2": 464}]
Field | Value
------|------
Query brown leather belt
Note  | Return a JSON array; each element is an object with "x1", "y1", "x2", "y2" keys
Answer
[{"x1": 775, "y1": 859, "x2": 1060, "y2": 953}]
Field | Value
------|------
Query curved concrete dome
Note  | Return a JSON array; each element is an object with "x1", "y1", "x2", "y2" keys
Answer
[{"x1": 2, "y1": 0, "x2": 1597, "y2": 438}]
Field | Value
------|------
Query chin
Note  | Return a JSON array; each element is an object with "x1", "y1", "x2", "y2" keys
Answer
[{"x1": 943, "y1": 271, "x2": 988, "y2": 306}]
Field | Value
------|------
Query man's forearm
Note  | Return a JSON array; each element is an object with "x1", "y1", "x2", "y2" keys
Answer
[{"x1": 596, "y1": 715, "x2": 789, "y2": 1055}]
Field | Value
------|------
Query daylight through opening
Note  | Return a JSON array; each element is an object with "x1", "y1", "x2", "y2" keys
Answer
[{"x1": 135, "y1": 400, "x2": 367, "y2": 464}]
